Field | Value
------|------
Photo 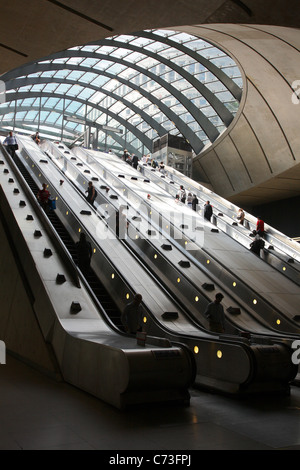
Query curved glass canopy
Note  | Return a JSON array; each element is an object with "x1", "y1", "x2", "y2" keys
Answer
[{"x1": 0, "y1": 29, "x2": 243, "y2": 158}]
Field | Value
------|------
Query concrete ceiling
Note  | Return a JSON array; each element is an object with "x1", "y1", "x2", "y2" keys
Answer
[{"x1": 1, "y1": 0, "x2": 300, "y2": 75}]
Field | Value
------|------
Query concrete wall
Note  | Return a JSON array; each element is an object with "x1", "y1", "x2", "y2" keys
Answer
[{"x1": 178, "y1": 24, "x2": 300, "y2": 207}]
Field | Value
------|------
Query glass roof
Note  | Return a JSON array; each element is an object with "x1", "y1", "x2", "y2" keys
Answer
[{"x1": 0, "y1": 29, "x2": 243, "y2": 157}]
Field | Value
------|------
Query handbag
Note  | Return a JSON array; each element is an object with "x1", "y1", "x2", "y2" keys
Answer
[{"x1": 13, "y1": 144, "x2": 19, "y2": 150}]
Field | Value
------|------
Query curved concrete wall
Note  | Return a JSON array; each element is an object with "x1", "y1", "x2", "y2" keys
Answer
[{"x1": 177, "y1": 24, "x2": 300, "y2": 207}]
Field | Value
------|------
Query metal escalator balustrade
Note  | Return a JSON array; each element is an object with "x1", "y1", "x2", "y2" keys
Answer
[
  {"x1": 139, "y1": 162, "x2": 300, "y2": 286},
  {"x1": 14, "y1": 135, "x2": 299, "y2": 396},
  {"x1": 68, "y1": 145, "x2": 300, "y2": 336},
  {"x1": 7, "y1": 141, "x2": 123, "y2": 331}
]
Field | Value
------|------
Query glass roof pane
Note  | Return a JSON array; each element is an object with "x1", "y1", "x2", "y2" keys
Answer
[
  {"x1": 144, "y1": 42, "x2": 169, "y2": 54},
  {"x1": 129, "y1": 37, "x2": 154, "y2": 48},
  {"x1": 157, "y1": 48, "x2": 182, "y2": 60},
  {"x1": 101, "y1": 79, "x2": 120, "y2": 92},
  {"x1": 77, "y1": 88, "x2": 96, "y2": 100},
  {"x1": 109, "y1": 102, "x2": 126, "y2": 114},
  {"x1": 171, "y1": 79, "x2": 191, "y2": 92},
  {"x1": 43, "y1": 97, "x2": 59, "y2": 108},
  {"x1": 94, "y1": 59, "x2": 113, "y2": 71},
  {"x1": 26, "y1": 111, "x2": 38, "y2": 121},
  {"x1": 138, "y1": 57, "x2": 160, "y2": 69},
  {"x1": 123, "y1": 90, "x2": 142, "y2": 102},
  {"x1": 184, "y1": 38, "x2": 209, "y2": 50},
  {"x1": 43, "y1": 83, "x2": 61, "y2": 93},
  {"x1": 89, "y1": 91, "x2": 106, "y2": 104},
  {"x1": 21, "y1": 98, "x2": 35, "y2": 106},
  {"x1": 134, "y1": 96, "x2": 152, "y2": 110},
  {"x1": 107, "y1": 63, "x2": 127, "y2": 75},
  {"x1": 80, "y1": 58, "x2": 101, "y2": 68},
  {"x1": 66, "y1": 57, "x2": 84, "y2": 66},
  {"x1": 53, "y1": 70, "x2": 71, "y2": 79},
  {"x1": 52, "y1": 57, "x2": 68, "y2": 65},
  {"x1": 151, "y1": 87, "x2": 170, "y2": 99},
  {"x1": 89, "y1": 76, "x2": 110, "y2": 87}
]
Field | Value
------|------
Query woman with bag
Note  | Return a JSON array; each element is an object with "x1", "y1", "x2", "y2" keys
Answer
[{"x1": 237, "y1": 208, "x2": 245, "y2": 225}]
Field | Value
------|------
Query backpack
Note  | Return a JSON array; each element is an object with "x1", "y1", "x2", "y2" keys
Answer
[{"x1": 180, "y1": 189, "x2": 186, "y2": 202}]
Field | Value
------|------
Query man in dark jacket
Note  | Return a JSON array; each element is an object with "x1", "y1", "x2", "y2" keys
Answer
[
  {"x1": 131, "y1": 154, "x2": 139, "y2": 169},
  {"x1": 75, "y1": 232, "x2": 92, "y2": 276},
  {"x1": 204, "y1": 201, "x2": 213, "y2": 221},
  {"x1": 121, "y1": 294, "x2": 143, "y2": 334},
  {"x1": 204, "y1": 293, "x2": 225, "y2": 333}
]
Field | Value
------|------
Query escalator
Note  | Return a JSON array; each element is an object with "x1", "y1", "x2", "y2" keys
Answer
[
  {"x1": 12, "y1": 153, "x2": 123, "y2": 330},
  {"x1": 9, "y1": 136, "x2": 299, "y2": 397}
]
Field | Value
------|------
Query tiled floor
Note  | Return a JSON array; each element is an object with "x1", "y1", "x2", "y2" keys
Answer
[{"x1": 1, "y1": 354, "x2": 300, "y2": 451}]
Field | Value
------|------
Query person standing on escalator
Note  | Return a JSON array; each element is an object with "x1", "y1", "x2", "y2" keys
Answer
[
  {"x1": 204, "y1": 293, "x2": 225, "y2": 334},
  {"x1": 37, "y1": 183, "x2": 50, "y2": 211},
  {"x1": 75, "y1": 232, "x2": 92, "y2": 276},
  {"x1": 256, "y1": 216, "x2": 265, "y2": 237},
  {"x1": 204, "y1": 201, "x2": 213, "y2": 222},
  {"x1": 3, "y1": 131, "x2": 18, "y2": 159},
  {"x1": 86, "y1": 181, "x2": 97, "y2": 206},
  {"x1": 121, "y1": 294, "x2": 144, "y2": 334}
]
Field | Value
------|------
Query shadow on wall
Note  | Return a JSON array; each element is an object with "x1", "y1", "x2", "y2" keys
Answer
[{"x1": 254, "y1": 195, "x2": 300, "y2": 239}]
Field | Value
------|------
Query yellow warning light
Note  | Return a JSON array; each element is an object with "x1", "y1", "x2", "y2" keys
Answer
[
  {"x1": 195, "y1": 296, "x2": 199, "y2": 302},
  {"x1": 194, "y1": 346, "x2": 199, "y2": 354},
  {"x1": 276, "y1": 319, "x2": 281, "y2": 325},
  {"x1": 253, "y1": 299, "x2": 257, "y2": 304},
  {"x1": 217, "y1": 350, "x2": 223, "y2": 359}
]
